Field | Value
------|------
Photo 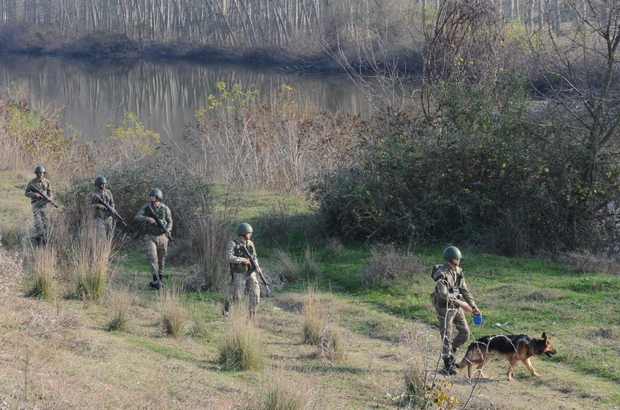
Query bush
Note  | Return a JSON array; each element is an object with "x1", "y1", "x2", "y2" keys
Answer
[
  {"x1": 24, "y1": 245, "x2": 57, "y2": 300},
  {"x1": 218, "y1": 312, "x2": 263, "y2": 371},
  {"x1": 360, "y1": 245, "x2": 426, "y2": 286},
  {"x1": 160, "y1": 287, "x2": 188, "y2": 337}
]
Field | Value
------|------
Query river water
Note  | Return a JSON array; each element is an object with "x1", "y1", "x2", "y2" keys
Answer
[{"x1": 0, "y1": 55, "x2": 374, "y2": 143}]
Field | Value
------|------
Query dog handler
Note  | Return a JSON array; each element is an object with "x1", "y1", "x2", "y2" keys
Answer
[{"x1": 431, "y1": 246, "x2": 482, "y2": 375}]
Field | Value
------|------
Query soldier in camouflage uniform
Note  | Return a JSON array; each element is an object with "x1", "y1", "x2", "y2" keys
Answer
[
  {"x1": 24, "y1": 165, "x2": 55, "y2": 245},
  {"x1": 86, "y1": 176, "x2": 115, "y2": 238},
  {"x1": 134, "y1": 188, "x2": 173, "y2": 290},
  {"x1": 431, "y1": 246, "x2": 482, "y2": 375},
  {"x1": 225, "y1": 223, "x2": 261, "y2": 319}
]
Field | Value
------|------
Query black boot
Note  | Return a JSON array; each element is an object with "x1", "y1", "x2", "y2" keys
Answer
[
  {"x1": 149, "y1": 274, "x2": 161, "y2": 289},
  {"x1": 443, "y1": 356, "x2": 458, "y2": 376}
]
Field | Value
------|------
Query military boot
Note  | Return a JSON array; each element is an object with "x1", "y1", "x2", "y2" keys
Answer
[
  {"x1": 443, "y1": 356, "x2": 458, "y2": 376},
  {"x1": 149, "y1": 274, "x2": 161, "y2": 289}
]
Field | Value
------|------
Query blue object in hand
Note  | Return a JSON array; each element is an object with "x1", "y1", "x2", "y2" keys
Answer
[{"x1": 473, "y1": 313, "x2": 483, "y2": 325}]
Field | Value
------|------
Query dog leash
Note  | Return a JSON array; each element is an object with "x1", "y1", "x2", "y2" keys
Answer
[{"x1": 491, "y1": 321, "x2": 515, "y2": 335}]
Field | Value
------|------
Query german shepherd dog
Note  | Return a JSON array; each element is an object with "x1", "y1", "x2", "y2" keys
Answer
[{"x1": 456, "y1": 332, "x2": 557, "y2": 380}]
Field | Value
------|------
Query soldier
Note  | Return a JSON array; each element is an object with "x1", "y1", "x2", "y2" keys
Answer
[
  {"x1": 134, "y1": 188, "x2": 173, "y2": 290},
  {"x1": 225, "y1": 223, "x2": 261, "y2": 319},
  {"x1": 86, "y1": 176, "x2": 115, "y2": 238},
  {"x1": 24, "y1": 165, "x2": 55, "y2": 245},
  {"x1": 431, "y1": 246, "x2": 482, "y2": 375}
]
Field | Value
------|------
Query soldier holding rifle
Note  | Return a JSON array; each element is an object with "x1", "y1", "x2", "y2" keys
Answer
[
  {"x1": 225, "y1": 223, "x2": 263, "y2": 319},
  {"x1": 134, "y1": 188, "x2": 173, "y2": 290},
  {"x1": 24, "y1": 165, "x2": 57, "y2": 245},
  {"x1": 86, "y1": 175, "x2": 116, "y2": 238}
]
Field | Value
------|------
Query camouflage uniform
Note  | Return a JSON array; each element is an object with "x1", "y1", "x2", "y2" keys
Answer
[
  {"x1": 135, "y1": 202, "x2": 173, "y2": 285},
  {"x1": 25, "y1": 177, "x2": 53, "y2": 243},
  {"x1": 431, "y1": 263, "x2": 478, "y2": 360},
  {"x1": 226, "y1": 238, "x2": 260, "y2": 315},
  {"x1": 86, "y1": 187, "x2": 115, "y2": 238}
]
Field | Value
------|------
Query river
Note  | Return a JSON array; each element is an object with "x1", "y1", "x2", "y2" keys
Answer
[{"x1": 0, "y1": 55, "x2": 374, "y2": 144}]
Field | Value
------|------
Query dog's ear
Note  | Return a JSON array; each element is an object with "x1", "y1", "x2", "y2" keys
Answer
[{"x1": 541, "y1": 332, "x2": 547, "y2": 339}]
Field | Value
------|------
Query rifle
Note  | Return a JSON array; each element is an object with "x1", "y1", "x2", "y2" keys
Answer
[
  {"x1": 235, "y1": 240, "x2": 271, "y2": 294},
  {"x1": 93, "y1": 194, "x2": 128, "y2": 227},
  {"x1": 145, "y1": 204, "x2": 176, "y2": 247},
  {"x1": 28, "y1": 183, "x2": 63, "y2": 213}
]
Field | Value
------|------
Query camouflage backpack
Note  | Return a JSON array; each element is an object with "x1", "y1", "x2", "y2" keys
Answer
[{"x1": 431, "y1": 264, "x2": 442, "y2": 281}]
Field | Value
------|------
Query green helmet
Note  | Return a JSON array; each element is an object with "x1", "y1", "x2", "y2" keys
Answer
[
  {"x1": 34, "y1": 165, "x2": 46, "y2": 174},
  {"x1": 149, "y1": 188, "x2": 163, "y2": 200},
  {"x1": 236, "y1": 223, "x2": 253, "y2": 236},
  {"x1": 94, "y1": 176, "x2": 107, "y2": 185},
  {"x1": 443, "y1": 246, "x2": 462, "y2": 261}
]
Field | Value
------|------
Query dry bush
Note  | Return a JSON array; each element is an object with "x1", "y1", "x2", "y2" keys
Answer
[
  {"x1": 71, "y1": 218, "x2": 114, "y2": 301},
  {"x1": 0, "y1": 221, "x2": 25, "y2": 249},
  {"x1": 105, "y1": 286, "x2": 132, "y2": 332},
  {"x1": 184, "y1": 215, "x2": 229, "y2": 292},
  {"x1": 301, "y1": 287, "x2": 325, "y2": 346},
  {"x1": 159, "y1": 287, "x2": 189, "y2": 337},
  {"x1": 260, "y1": 368, "x2": 318, "y2": 410},
  {"x1": 318, "y1": 324, "x2": 345, "y2": 362},
  {"x1": 218, "y1": 309, "x2": 263, "y2": 371},
  {"x1": 274, "y1": 245, "x2": 321, "y2": 283},
  {"x1": 400, "y1": 329, "x2": 464, "y2": 409},
  {"x1": 559, "y1": 251, "x2": 620, "y2": 276},
  {"x1": 189, "y1": 83, "x2": 361, "y2": 193},
  {"x1": 24, "y1": 244, "x2": 57, "y2": 300},
  {"x1": 324, "y1": 237, "x2": 344, "y2": 260},
  {"x1": 360, "y1": 244, "x2": 425, "y2": 286}
]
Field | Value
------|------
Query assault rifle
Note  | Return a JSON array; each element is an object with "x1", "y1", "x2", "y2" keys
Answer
[
  {"x1": 28, "y1": 183, "x2": 63, "y2": 213},
  {"x1": 145, "y1": 204, "x2": 176, "y2": 247},
  {"x1": 235, "y1": 239, "x2": 271, "y2": 294},
  {"x1": 93, "y1": 194, "x2": 128, "y2": 227}
]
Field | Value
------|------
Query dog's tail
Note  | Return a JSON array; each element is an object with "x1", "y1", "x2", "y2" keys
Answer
[{"x1": 455, "y1": 357, "x2": 469, "y2": 369}]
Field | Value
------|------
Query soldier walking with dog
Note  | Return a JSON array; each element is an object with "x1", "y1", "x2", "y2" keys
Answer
[
  {"x1": 224, "y1": 223, "x2": 261, "y2": 319},
  {"x1": 431, "y1": 246, "x2": 482, "y2": 375}
]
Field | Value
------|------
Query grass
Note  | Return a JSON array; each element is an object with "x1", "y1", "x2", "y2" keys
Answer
[{"x1": 2, "y1": 172, "x2": 620, "y2": 408}]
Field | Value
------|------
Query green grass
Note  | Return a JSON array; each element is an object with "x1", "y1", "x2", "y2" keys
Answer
[{"x1": 3, "y1": 170, "x2": 620, "y2": 408}]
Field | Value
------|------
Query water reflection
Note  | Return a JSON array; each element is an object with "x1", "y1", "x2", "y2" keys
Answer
[{"x1": 0, "y1": 56, "x2": 373, "y2": 143}]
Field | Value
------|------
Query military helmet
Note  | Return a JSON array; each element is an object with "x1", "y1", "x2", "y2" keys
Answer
[
  {"x1": 94, "y1": 176, "x2": 107, "y2": 185},
  {"x1": 149, "y1": 188, "x2": 163, "y2": 200},
  {"x1": 443, "y1": 246, "x2": 462, "y2": 261},
  {"x1": 236, "y1": 222, "x2": 253, "y2": 236},
  {"x1": 34, "y1": 165, "x2": 46, "y2": 174}
]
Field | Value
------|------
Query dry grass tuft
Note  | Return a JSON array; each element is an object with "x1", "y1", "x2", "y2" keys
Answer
[
  {"x1": 159, "y1": 286, "x2": 189, "y2": 337},
  {"x1": 24, "y1": 244, "x2": 56, "y2": 300},
  {"x1": 274, "y1": 245, "x2": 321, "y2": 283},
  {"x1": 559, "y1": 251, "x2": 620, "y2": 275},
  {"x1": 360, "y1": 244, "x2": 425, "y2": 285},
  {"x1": 72, "y1": 220, "x2": 114, "y2": 301},
  {"x1": 318, "y1": 324, "x2": 345, "y2": 362},
  {"x1": 218, "y1": 308, "x2": 263, "y2": 371},
  {"x1": 105, "y1": 286, "x2": 132, "y2": 332},
  {"x1": 301, "y1": 286, "x2": 325, "y2": 346},
  {"x1": 260, "y1": 367, "x2": 318, "y2": 410}
]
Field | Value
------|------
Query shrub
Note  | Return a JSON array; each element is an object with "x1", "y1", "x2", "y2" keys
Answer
[
  {"x1": 260, "y1": 369, "x2": 317, "y2": 410},
  {"x1": 301, "y1": 288, "x2": 325, "y2": 346},
  {"x1": 24, "y1": 245, "x2": 56, "y2": 300},
  {"x1": 360, "y1": 244, "x2": 425, "y2": 286},
  {"x1": 274, "y1": 246, "x2": 321, "y2": 283},
  {"x1": 72, "y1": 218, "x2": 114, "y2": 301},
  {"x1": 318, "y1": 324, "x2": 345, "y2": 362},
  {"x1": 218, "y1": 312, "x2": 263, "y2": 371},
  {"x1": 106, "y1": 287, "x2": 131, "y2": 332},
  {"x1": 160, "y1": 287, "x2": 188, "y2": 337}
]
